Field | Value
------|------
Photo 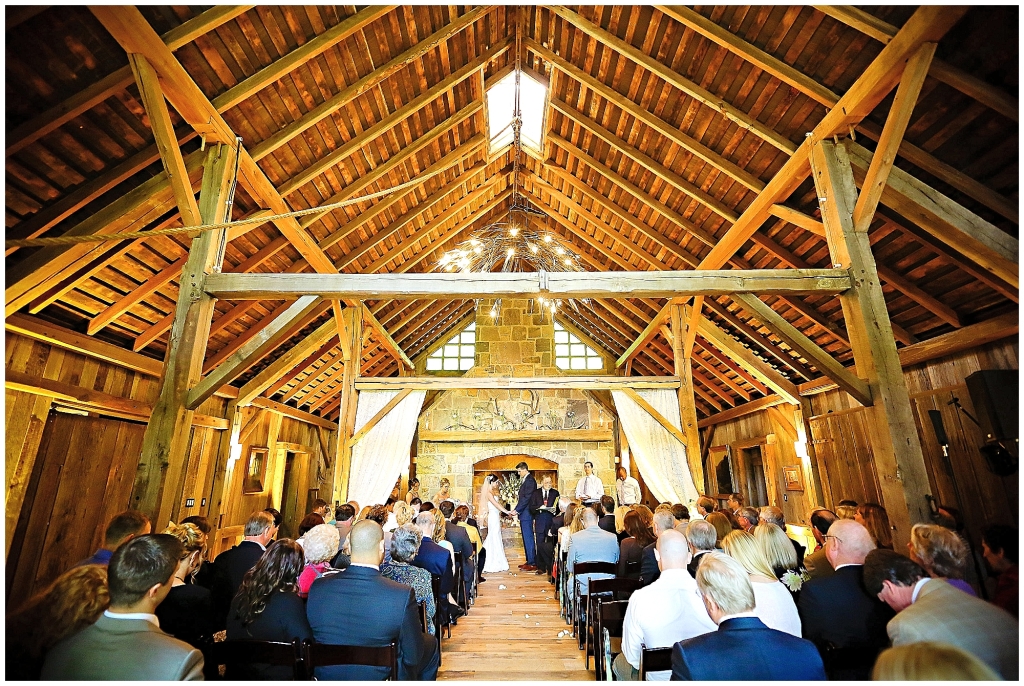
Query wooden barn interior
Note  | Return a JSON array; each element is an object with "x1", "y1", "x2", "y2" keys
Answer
[{"x1": 5, "y1": 2, "x2": 1018, "y2": 633}]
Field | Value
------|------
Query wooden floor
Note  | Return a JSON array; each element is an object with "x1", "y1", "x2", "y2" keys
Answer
[{"x1": 438, "y1": 538, "x2": 594, "y2": 681}]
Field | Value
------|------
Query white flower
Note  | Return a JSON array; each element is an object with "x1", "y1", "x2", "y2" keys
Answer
[{"x1": 781, "y1": 569, "x2": 810, "y2": 592}]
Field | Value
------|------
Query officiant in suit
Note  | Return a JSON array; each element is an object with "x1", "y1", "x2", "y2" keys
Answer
[
  {"x1": 531, "y1": 475, "x2": 560, "y2": 576},
  {"x1": 514, "y1": 462, "x2": 538, "y2": 571}
]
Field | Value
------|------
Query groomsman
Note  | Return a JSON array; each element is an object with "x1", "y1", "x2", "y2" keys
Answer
[
  {"x1": 575, "y1": 461, "x2": 605, "y2": 505},
  {"x1": 531, "y1": 475, "x2": 560, "y2": 575}
]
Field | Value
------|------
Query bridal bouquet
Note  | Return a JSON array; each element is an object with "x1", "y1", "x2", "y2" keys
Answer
[{"x1": 496, "y1": 472, "x2": 523, "y2": 509}]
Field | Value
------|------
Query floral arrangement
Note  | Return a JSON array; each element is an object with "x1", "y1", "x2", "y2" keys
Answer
[
  {"x1": 496, "y1": 471, "x2": 523, "y2": 510},
  {"x1": 781, "y1": 568, "x2": 810, "y2": 592}
]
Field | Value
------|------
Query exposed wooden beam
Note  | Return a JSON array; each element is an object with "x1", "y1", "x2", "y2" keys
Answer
[
  {"x1": 695, "y1": 336, "x2": 771, "y2": 396},
  {"x1": 235, "y1": 318, "x2": 338, "y2": 407},
  {"x1": 702, "y1": 297, "x2": 815, "y2": 380},
  {"x1": 697, "y1": 395, "x2": 788, "y2": 428},
  {"x1": 251, "y1": 396, "x2": 338, "y2": 431},
  {"x1": 420, "y1": 429, "x2": 613, "y2": 443},
  {"x1": 696, "y1": 317, "x2": 801, "y2": 405},
  {"x1": 362, "y1": 305, "x2": 414, "y2": 371},
  {"x1": 355, "y1": 376, "x2": 680, "y2": 391},
  {"x1": 769, "y1": 204, "x2": 826, "y2": 237},
  {"x1": 898, "y1": 310, "x2": 1018, "y2": 368},
  {"x1": 87, "y1": 256, "x2": 187, "y2": 336},
  {"x1": 671, "y1": 304, "x2": 708, "y2": 492}
]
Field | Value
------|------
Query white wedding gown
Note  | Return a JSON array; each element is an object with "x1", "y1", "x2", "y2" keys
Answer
[{"x1": 482, "y1": 500, "x2": 510, "y2": 573}]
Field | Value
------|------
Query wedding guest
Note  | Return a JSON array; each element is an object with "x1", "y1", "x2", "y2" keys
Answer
[
  {"x1": 615, "y1": 466, "x2": 641, "y2": 506},
  {"x1": 212, "y1": 511, "x2": 277, "y2": 615},
  {"x1": 575, "y1": 461, "x2": 604, "y2": 506},
  {"x1": 617, "y1": 510, "x2": 656, "y2": 580},
  {"x1": 722, "y1": 530, "x2": 801, "y2": 636},
  {"x1": 982, "y1": 524, "x2": 1018, "y2": 617},
  {"x1": 298, "y1": 524, "x2": 340, "y2": 598},
  {"x1": 639, "y1": 510, "x2": 676, "y2": 587},
  {"x1": 567, "y1": 507, "x2": 619, "y2": 594},
  {"x1": 296, "y1": 512, "x2": 324, "y2": 547},
  {"x1": 755, "y1": 522, "x2": 801, "y2": 582},
  {"x1": 760, "y1": 506, "x2": 804, "y2": 567},
  {"x1": 872, "y1": 642, "x2": 1000, "y2": 681},
  {"x1": 615, "y1": 530, "x2": 716, "y2": 680},
  {"x1": 558, "y1": 503, "x2": 583, "y2": 556},
  {"x1": 42, "y1": 535, "x2": 204, "y2": 680},
  {"x1": 382, "y1": 525, "x2": 437, "y2": 636},
  {"x1": 613, "y1": 506, "x2": 631, "y2": 543},
  {"x1": 180, "y1": 516, "x2": 219, "y2": 591},
  {"x1": 532, "y1": 476, "x2": 559, "y2": 577},
  {"x1": 856, "y1": 503, "x2": 893, "y2": 550},
  {"x1": 671, "y1": 503, "x2": 690, "y2": 531},
  {"x1": 907, "y1": 523, "x2": 975, "y2": 595},
  {"x1": 835, "y1": 499, "x2": 858, "y2": 520},
  {"x1": 864, "y1": 548, "x2": 1018, "y2": 680},
  {"x1": 705, "y1": 512, "x2": 732, "y2": 548},
  {"x1": 356, "y1": 505, "x2": 372, "y2": 521},
  {"x1": 434, "y1": 477, "x2": 453, "y2": 504},
  {"x1": 693, "y1": 496, "x2": 716, "y2": 520},
  {"x1": 798, "y1": 519, "x2": 892, "y2": 680},
  {"x1": 736, "y1": 507, "x2": 759, "y2": 532},
  {"x1": 410, "y1": 497, "x2": 422, "y2": 515},
  {"x1": 310, "y1": 498, "x2": 330, "y2": 519},
  {"x1": 366, "y1": 504, "x2": 388, "y2": 526},
  {"x1": 263, "y1": 508, "x2": 283, "y2": 537},
  {"x1": 226, "y1": 540, "x2": 311, "y2": 680},
  {"x1": 803, "y1": 508, "x2": 837, "y2": 580},
  {"x1": 76, "y1": 510, "x2": 151, "y2": 567},
  {"x1": 156, "y1": 522, "x2": 216, "y2": 656},
  {"x1": 384, "y1": 501, "x2": 416, "y2": 561},
  {"x1": 406, "y1": 477, "x2": 421, "y2": 504},
  {"x1": 598, "y1": 495, "x2": 617, "y2": 534},
  {"x1": 439, "y1": 500, "x2": 475, "y2": 605},
  {"x1": 726, "y1": 493, "x2": 744, "y2": 513},
  {"x1": 6, "y1": 564, "x2": 109, "y2": 680},
  {"x1": 431, "y1": 506, "x2": 456, "y2": 564},
  {"x1": 670, "y1": 552, "x2": 826, "y2": 680},
  {"x1": 411, "y1": 511, "x2": 456, "y2": 627},
  {"x1": 307, "y1": 521, "x2": 439, "y2": 680},
  {"x1": 332, "y1": 503, "x2": 356, "y2": 568},
  {"x1": 685, "y1": 520, "x2": 717, "y2": 578}
]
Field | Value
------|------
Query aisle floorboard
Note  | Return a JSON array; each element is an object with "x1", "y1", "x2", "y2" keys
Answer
[{"x1": 438, "y1": 537, "x2": 594, "y2": 681}]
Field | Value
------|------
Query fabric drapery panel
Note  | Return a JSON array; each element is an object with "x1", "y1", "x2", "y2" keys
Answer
[
  {"x1": 347, "y1": 389, "x2": 425, "y2": 507},
  {"x1": 611, "y1": 389, "x2": 700, "y2": 505}
]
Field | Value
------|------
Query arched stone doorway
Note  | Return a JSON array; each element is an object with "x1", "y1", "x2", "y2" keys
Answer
[{"x1": 472, "y1": 454, "x2": 558, "y2": 509}]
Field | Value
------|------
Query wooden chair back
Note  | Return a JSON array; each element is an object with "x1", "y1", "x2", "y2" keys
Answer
[
  {"x1": 206, "y1": 638, "x2": 304, "y2": 680},
  {"x1": 302, "y1": 640, "x2": 398, "y2": 680},
  {"x1": 639, "y1": 645, "x2": 673, "y2": 680},
  {"x1": 593, "y1": 598, "x2": 629, "y2": 679}
]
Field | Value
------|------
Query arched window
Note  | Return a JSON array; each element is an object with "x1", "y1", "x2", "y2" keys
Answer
[
  {"x1": 554, "y1": 321, "x2": 603, "y2": 371},
  {"x1": 426, "y1": 322, "x2": 476, "y2": 372}
]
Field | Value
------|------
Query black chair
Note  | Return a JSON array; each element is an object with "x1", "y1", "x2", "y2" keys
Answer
[
  {"x1": 431, "y1": 574, "x2": 448, "y2": 650},
  {"x1": 418, "y1": 600, "x2": 428, "y2": 633},
  {"x1": 639, "y1": 645, "x2": 673, "y2": 680},
  {"x1": 452, "y1": 551, "x2": 467, "y2": 612},
  {"x1": 585, "y1": 578, "x2": 639, "y2": 670},
  {"x1": 623, "y1": 559, "x2": 642, "y2": 578},
  {"x1": 206, "y1": 638, "x2": 304, "y2": 680},
  {"x1": 302, "y1": 639, "x2": 398, "y2": 680},
  {"x1": 595, "y1": 599, "x2": 629, "y2": 680},
  {"x1": 572, "y1": 561, "x2": 617, "y2": 648}
]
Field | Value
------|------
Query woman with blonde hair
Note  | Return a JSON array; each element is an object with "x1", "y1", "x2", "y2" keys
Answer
[
  {"x1": 157, "y1": 521, "x2": 217, "y2": 651},
  {"x1": 856, "y1": 503, "x2": 894, "y2": 549},
  {"x1": 872, "y1": 642, "x2": 999, "y2": 680},
  {"x1": 557, "y1": 502, "x2": 579, "y2": 555},
  {"x1": 705, "y1": 511, "x2": 733, "y2": 547},
  {"x1": 722, "y1": 530, "x2": 801, "y2": 636},
  {"x1": 755, "y1": 522, "x2": 800, "y2": 580},
  {"x1": 355, "y1": 505, "x2": 372, "y2": 522},
  {"x1": 568, "y1": 501, "x2": 588, "y2": 535},
  {"x1": 297, "y1": 523, "x2": 340, "y2": 598},
  {"x1": 432, "y1": 505, "x2": 456, "y2": 565},
  {"x1": 613, "y1": 505, "x2": 631, "y2": 542},
  {"x1": 908, "y1": 523, "x2": 975, "y2": 596},
  {"x1": 6, "y1": 564, "x2": 109, "y2": 680}
]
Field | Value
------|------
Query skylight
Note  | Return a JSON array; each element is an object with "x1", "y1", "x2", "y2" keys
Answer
[
  {"x1": 426, "y1": 322, "x2": 476, "y2": 372},
  {"x1": 487, "y1": 69, "x2": 547, "y2": 154},
  {"x1": 554, "y1": 321, "x2": 604, "y2": 371}
]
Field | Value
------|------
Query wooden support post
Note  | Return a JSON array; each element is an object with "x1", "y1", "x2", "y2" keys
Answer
[
  {"x1": 333, "y1": 305, "x2": 363, "y2": 502},
  {"x1": 809, "y1": 139, "x2": 932, "y2": 547},
  {"x1": 671, "y1": 304, "x2": 706, "y2": 494},
  {"x1": 131, "y1": 142, "x2": 236, "y2": 525}
]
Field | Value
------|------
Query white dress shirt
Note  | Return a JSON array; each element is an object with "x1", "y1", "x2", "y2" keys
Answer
[
  {"x1": 103, "y1": 610, "x2": 160, "y2": 628},
  {"x1": 750, "y1": 578, "x2": 801, "y2": 636},
  {"x1": 621, "y1": 568, "x2": 717, "y2": 679},
  {"x1": 575, "y1": 474, "x2": 604, "y2": 501},
  {"x1": 616, "y1": 476, "x2": 642, "y2": 506}
]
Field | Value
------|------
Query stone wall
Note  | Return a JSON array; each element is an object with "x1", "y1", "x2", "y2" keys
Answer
[{"x1": 415, "y1": 298, "x2": 617, "y2": 505}]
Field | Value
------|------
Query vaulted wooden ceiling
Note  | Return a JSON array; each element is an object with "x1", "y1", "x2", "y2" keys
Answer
[{"x1": 6, "y1": 5, "x2": 1018, "y2": 421}]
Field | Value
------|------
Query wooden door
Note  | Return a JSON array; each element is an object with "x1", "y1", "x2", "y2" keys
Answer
[
  {"x1": 6, "y1": 410, "x2": 145, "y2": 606},
  {"x1": 705, "y1": 445, "x2": 734, "y2": 507},
  {"x1": 278, "y1": 450, "x2": 310, "y2": 540},
  {"x1": 808, "y1": 408, "x2": 883, "y2": 510}
]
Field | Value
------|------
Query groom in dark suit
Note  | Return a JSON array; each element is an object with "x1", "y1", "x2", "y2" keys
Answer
[
  {"x1": 531, "y1": 475, "x2": 559, "y2": 575},
  {"x1": 514, "y1": 462, "x2": 538, "y2": 571}
]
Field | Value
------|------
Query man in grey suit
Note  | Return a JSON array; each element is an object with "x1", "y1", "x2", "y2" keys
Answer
[
  {"x1": 42, "y1": 534, "x2": 204, "y2": 680},
  {"x1": 864, "y1": 549, "x2": 1019, "y2": 680},
  {"x1": 803, "y1": 508, "x2": 837, "y2": 580},
  {"x1": 567, "y1": 506, "x2": 620, "y2": 594}
]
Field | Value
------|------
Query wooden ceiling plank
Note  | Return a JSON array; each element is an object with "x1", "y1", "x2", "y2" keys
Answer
[
  {"x1": 698, "y1": 395, "x2": 788, "y2": 429},
  {"x1": 236, "y1": 317, "x2": 337, "y2": 406},
  {"x1": 696, "y1": 316, "x2": 801, "y2": 405},
  {"x1": 702, "y1": 297, "x2": 815, "y2": 380},
  {"x1": 897, "y1": 310, "x2": 1017, "y2": 368},
  {"x1": 362, "y1": 305, "x2": 413, "y2": 370},
  {"x1": 87, "y1": 256, "x2": 187, "y2": 335},
  {"x1": 263, "y1": 337, "x2": 340, "y2": 399},
  {"x1": 695, "y1": 336, "x2": 771, "y2": 396},
  {"x1": 769, "y1": 204, "x2": 826, "y2": 237},
  {"x1": 690, "y1": 348, "x2": 752, "y2": 401}
]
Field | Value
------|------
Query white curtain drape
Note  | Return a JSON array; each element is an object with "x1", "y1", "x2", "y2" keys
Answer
[
  {"x1": 611, "y1": 389, "x2": 700, "y2": 504},
  {"x1": 347, "y1": 389, "x2": 425, "y2": 507}
]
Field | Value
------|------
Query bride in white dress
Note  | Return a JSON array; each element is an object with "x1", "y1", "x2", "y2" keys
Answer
[{"x1": 478, "y1": 474, "x2": 513, "y2": 573}]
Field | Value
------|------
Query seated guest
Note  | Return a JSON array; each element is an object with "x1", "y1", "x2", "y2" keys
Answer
[
  {"x1": 295, "y1": 512, "x2": 324, "y2": 547},
  {"x1": 42, "y1": 534, "x2": 204, "y2": 680},
  {"x1": 617, "y1": 510, "x2": 655, "y2": 580},
  {"x1": 726, "y1": 493, "x2": 744, "y2": 514},
  {"x1": 615, "y1": 530, "x2": 715, "y2": 680},
  {"x1": 180, "y1": 515, "x2": 219, "y2": 592},
  {"x1": 755, "y1": 522, "x2": 801, "y2": 586},
  {"x1": 263, "y1": 508, "x2": 283, "y2": 538},
  {"x1": 614, "y1": 505, "x2": 631, "y2": 543},
  {"x1": 431, "y1": 506, "x2": 456, "y2": 564},
  {"x1": 410, "y1": 497, "x2": 422, "y2": 515},
  {"x1": 864, "y1": 548, "x2": 1018, "y2": 680},
  {"x1": 908, "y1": 523, "x2": 975, "y2": 595},
  {"x1": 411, "y1": 511, "x2": 457, "y2": 625},
  {"x1": 419, "y1": 501, "x2": 435, "y2": 513},
  {"x1": 982, "y1": 524, "x2": 1018, "y2": 618},
  {"x1": 307, "y1": 520, "x2": 439, "y2": 680},
  {"x1": 76, "y1": 510, "x2": 151, "y2": 567},
  {"x1": 835, "y1": 499, "x2": 858, "y2": 520},
  {"x1": 872, "y1": 642, "x2": 1000, "y2": 681},
  {"x1": 722, "y1": 530, "x2": 801, "y2": 636},
  {"x1": 568, "y1": 507, "x2": 620, "y2": 595},
  {"x1": 6, "y1": 564, "x2": 109, "y2": 680},
  {"x1": 671, "y1": 503, "x2": 690, "y2": 531},
  {"x1": 297, "y1": 523, "x2": 339, "y2": 598},
  {"x1": 366, "y1": 504, "x2": 389, "y2": 526},
  {"x1": 384, "y1": 501, "x2": 416, "y2": 561},
  {"x1": 156, "y1": 522, "x2": 216, "y2": 656},
  {"x1": 705, "y1": 512, "x2": 732, "y2": 548},
  {"x1": 736, "y1": 506, "x2": 759, "y2": 532},
  {"x1": 671, "y1": 552, "x2": 826, "y2": 681},
  {"x1": 803, "y1": 508, "x2": 837, "y2": 580},
  {"x1": 226, "y1": 539, "x2": 312, "y2": 680},
  {"x1": 557, "y1": 503, "x2": 580, "y2": 556},
  {"x1": 760, "y1": 506, "x2": 804, "y2": 568},
  {"x1": 638, "y1": 510, "x2": 676, "y2": 587},
  {"x1": 332, "y1": 503, "x2": 356, "y2": 569},
  {"x1": 856, "y1": 502, "x2": 893, "y2": 549},
  {"x1": 453, "y1": 504, "x2": 485, "y2": 580},
  {"x1": 439, "y1": 500, "x2": 475, "y2": 605},
  {"x1": 213, "y1": 510, "x2": 278, "y2": 609},
  {"x1": 598, "y1": 495, "x2": 617, "y2": 534},
  {"x1": 356, "y1": 505, "x2": 373, "y2": 521},
  {"x1": 382, "y1": 524, "x2": 437, "y2": 636},
  {"x1": 798, "y1": 519, "x2": 893, "y2": 680},
  {"x1": 685, "y1": 520, "x2": 718, "y2": 578}
]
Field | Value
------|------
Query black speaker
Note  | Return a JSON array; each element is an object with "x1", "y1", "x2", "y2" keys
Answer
[{"x1": 964, "y1": 370, "x2": 1018, "y2": 444}]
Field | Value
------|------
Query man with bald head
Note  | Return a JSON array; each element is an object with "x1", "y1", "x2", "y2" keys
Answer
[
  {"x1": 797, "y1": 519, "x2": 894, "y2": 680},
  {"x1": 306, "y1": 520, "x2": 439, "y2": 680},
  {"x1": 614, "y1": 530, "x2": 716, "y2": 680}
]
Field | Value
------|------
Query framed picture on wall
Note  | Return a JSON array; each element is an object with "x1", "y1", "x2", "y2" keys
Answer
[
  {"x1": 783, "y1": 465, "x2": 804, "y2": 491},
  {"x1": 243, "y1": 447, "x2": 269, "y2": 494}
]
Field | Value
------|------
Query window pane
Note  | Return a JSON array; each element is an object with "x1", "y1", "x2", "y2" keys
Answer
[
  {"x1": 586, "y1": 356, "x2": 603, "y2": 370},
  {"x1": 426, "y1": 358, "x2": 442, "y2": 370},
  {"x1": 444, "y1": 345, "x2": 459, "y2": 358},
  {"x1": 554, "y1": 331, "x2": 569, "y2": 343},
  {"x1": 555, "y1": 344, "x2": 569, "y2": 357},
  {"x1": 570, "y1": 344, "x2": 585, "y2": 357},
  {"x1": 556, "y1": 357, "x2": 570, "y2": 369},
  {"x1": 570, "y1": 357, "x2": 586, "y2": 370},
  {"x1": 443, "y1": 357, "x2": 459, "y2": 370},
  {"x1": 460, "y1": 345, "x2": 475, "y2": 357},
  {"x1": 568, "y1": 333, "x2": 581, "y2": 344},
  {"x1": 460, "y1": 332, "x2": 474, "y2": 343},
  {"x1": 459, "y1": 358, "x2": 474, "y2": 370}
]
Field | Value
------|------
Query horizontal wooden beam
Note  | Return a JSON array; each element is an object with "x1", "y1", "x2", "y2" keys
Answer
[
  {"x1": 250, "y1": 396, "x2": 338, "y2": 431},
  {"x1": 235, "y1": 318, "x2": 338, "y2": 406},
  {"x1": 204, "y1": 270, "x2": 852, "y2": 300},
  {"x1": 898, "y1": 310, "x2": 1018, "y2": 368},
  {"x1": 419, "y1": 429, "x2": 614, "y2": 443},
  {"x1": 355, "y1": 376, "x2": 681, "y2": 391},
  {"x1": 697, "y1": 395, "x2": 789, "y2": 428}
]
